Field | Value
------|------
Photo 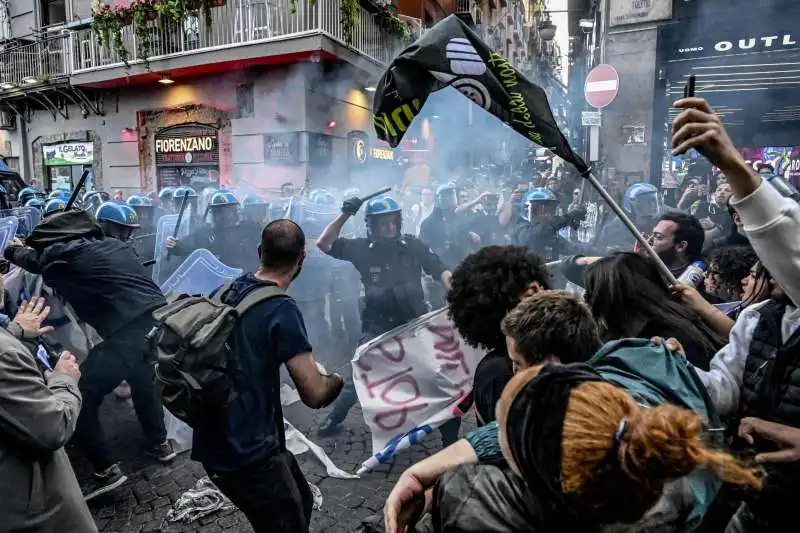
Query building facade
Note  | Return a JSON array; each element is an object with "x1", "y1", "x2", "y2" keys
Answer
[{"x1": 0, "y1": 0, "x2": 411, "y2": 196}]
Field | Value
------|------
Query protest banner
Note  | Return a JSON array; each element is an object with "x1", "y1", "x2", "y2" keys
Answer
[{"x1": 353, "y1": 307, "x2": 485, "y2": 474}]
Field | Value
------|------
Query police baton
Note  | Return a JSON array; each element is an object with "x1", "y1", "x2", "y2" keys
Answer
[
  {"x1": 167, "y1": 190, "x2": 190, "y2": 260},
  {"x1": 359, "y1": 187, "x2": 392, "y2": 204},
  {"x1": 64, "y1": 170, "x2": 90, "y2": 210}
]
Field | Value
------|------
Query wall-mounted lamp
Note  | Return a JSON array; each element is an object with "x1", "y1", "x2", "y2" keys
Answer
[
  {"x1": 158, "y1": 75, "x2": 175, "y2": 85},
  {"x1": 538, "y1": 20, "x2": 557, "y2": 41}
]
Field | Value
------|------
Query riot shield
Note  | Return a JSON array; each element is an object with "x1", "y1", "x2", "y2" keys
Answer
[
  {"x1": 160, "y1": 248, "x2": 243, "y2": 295},
  {"x1": 0, "y1": 207, "x2": 39, "y2": 237},
  {"x1": 0, "y1": 216, "x2": 19, "y2": 255},
  {"x1": 152, "y1": 213, "x2": 192, "y2": 285}
]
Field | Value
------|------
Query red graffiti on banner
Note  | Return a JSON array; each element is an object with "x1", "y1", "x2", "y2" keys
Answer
[
  {"x1": 354, "y1": 336, "x2": 406, "y2": 372},
  {"x1": 428, "y1": 324, "x2": 471, "y2": 375},
  {"x1": 358, "y1": 365, "x2": 430, "y2": 432}
]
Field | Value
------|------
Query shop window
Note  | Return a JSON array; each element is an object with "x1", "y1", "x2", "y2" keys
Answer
[{"x1": 40, "y1": 0, "x2": 67, "y2": 27}]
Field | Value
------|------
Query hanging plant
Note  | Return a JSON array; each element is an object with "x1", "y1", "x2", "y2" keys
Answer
[
  {"x1": 373, "y1": 2, "x2": 413, "y2": 44},
  {"x1": 91, "y1": 0, "x2": 221, "y2": 69},
  {"x1": 341, "y1": 0, "x2": 361, "y2": 44}
]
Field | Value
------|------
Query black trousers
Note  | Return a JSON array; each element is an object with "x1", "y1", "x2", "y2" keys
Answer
[
  {"x1": 72, "y1": 315, "x2": 166, "y2": 472},
  {"x1": 207, "y1": 450, "x2": 313, "y2": 533}
]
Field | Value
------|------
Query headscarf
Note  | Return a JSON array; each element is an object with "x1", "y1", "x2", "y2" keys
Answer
[{"x1": 504, "y1": 363, "x2": 604, "y2": 531}]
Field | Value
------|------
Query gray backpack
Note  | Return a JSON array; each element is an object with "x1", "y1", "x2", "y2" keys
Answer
[{"x1": 150, "y1": 280, "x2": 286, "y2": 427}]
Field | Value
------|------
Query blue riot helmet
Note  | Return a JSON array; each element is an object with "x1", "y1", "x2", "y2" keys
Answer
[
  {"x1": 43, "y1": 198, "x2": 67, "y2": 217},
  {"x1": 83, "y1": 190, "x2": 110, "y2": 212},
  {"x1": 522, "y1": 187, "x2": 558, "y2": 221},
  {"x1": 25, "y1": 198, "x2": 45, "y2": 210},
  {"x1": 18, "y1": 187, "x2": 38, "y2": 205},
  {"x1": 127, "y1": 194, "x2": 155, "y2": 228},
  {"x1": 207, "y1": 190, "x2": 240, "y2": 228},
  {"x1": 242, "y1": 193, "x2": 267, "y2": 222},
  {"x1": 343, "y1": 187, "x2": 361, "y2": 199},
  {"x1": 365, "y1": 195, "x2": 402, "y2": 240},
  {"x1": 435, "y1": 183, "x2": 458, "y2": 211},
  {"x1": 158, "y1": 186, "x2": 175, "y2": 211},
  {"x1": 623, "y1": 182, "x2": 663, "y2": 222},
  {"x1": 309, "y1": 189, "x2": 337, "y2": 206},
  {"x1": 96, "y1": 201, "x2": 139, "y2": 241},
  {"x1": 48, "y1": 189, "x2": 70, "y2": 201}
]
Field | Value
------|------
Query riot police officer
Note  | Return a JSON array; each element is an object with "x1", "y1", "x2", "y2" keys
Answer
[
  {"x1": 83, "y1": 190, "x2": 111, "y2": 213},
  {"x1": 165, "y1": 190, "x2": 259, "y2": 271},
  {"x1": 17, "y1": 187, "x2": 42, "y2": 206},
  {"x1": 315, "y1": 193, "x2": 454, "y2": 439},
  {"x1": 593, "y1": 182, "x2": 662, "y2": 253},
  {"x1": 157, "y1": 186, "x2": 175, "y2": 215},
  {"x1": 171, "y1": 185, "x2": 199, "y2": 222},
  {"x1": 241, "y1": 193, "x2": 268, "y2": 224},
  {"x1": 25, "y1": 198, "x2": 45, "y2": 211},
  {"x1": 127, "y1": 195, "x2": 155, "y2": 232},
  {"x1": 512, "y1": 187, "x2": 585, "y2": 263},
  {"x1": 43, "y1": 198, "x2": 67, "y2": 218},
  {"x1": 96, "y1": 201, "x2": 140, "y2": 243}
]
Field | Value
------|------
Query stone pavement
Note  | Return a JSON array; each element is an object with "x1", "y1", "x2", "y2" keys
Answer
[{"x1": 68, "y1": 377, "x2": 477, "y2": 533}]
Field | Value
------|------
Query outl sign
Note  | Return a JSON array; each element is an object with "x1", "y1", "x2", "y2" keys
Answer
[{"x1": 584, "y1": 64, "x2": 620, "y2": 109}]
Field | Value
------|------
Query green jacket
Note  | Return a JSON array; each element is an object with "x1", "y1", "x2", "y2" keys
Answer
[{"x1": 466, "y1": 339, "x2": 723, "y2": 532}]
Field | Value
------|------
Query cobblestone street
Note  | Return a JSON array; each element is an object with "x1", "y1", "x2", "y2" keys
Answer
[{"x1": 67, "y1": 348, "x2": 477, "y2": 533}]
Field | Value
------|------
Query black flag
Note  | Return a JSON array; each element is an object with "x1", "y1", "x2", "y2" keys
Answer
[{"x1": 373, "y1": 15, "x2": 588, "y2": 174}]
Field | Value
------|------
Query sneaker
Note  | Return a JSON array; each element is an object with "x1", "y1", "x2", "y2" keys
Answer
[
  {"x1": 145, "y1": 440, "x2": 177, "y2": 463},
  {"x1": 317, "y1": 418, "x2": 342, "y2": 438},
  {"x1": 83, "y1": 464, "x2": 128, "y2": 501}
]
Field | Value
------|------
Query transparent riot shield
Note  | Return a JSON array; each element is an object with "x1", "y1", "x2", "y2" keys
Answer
[
  {"x1": 160, "y1": 248, "x2": 242, "y2": 295},
  {"x1": 0, "y1": 216, "x2": 19, "y2": 255},
  {"x1": 0, "y1": 207, "x2": 40, "y2": 237},
  {"x1": 152, "y1": 213, "x2": 192, "y2": 285}
]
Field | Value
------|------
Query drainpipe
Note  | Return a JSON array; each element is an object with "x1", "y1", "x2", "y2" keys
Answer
[{"x1": 19, "y1": 115, "x2": 33, "y2": 185}]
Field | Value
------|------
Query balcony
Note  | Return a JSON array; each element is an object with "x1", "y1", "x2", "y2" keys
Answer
[
  {"x1": 0, "y1": 35, "x2": 71, "y2": 89},
  {"x1": 69, "y1": 0, "x2": 397, "y2": 85}
]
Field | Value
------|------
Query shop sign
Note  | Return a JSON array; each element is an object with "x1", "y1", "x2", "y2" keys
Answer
[
  {"x1": 661, "y1": 16, "x2": 800, "y2": 63},
  {"x1": 371, "y1": 147, "x2": 394, "y2": 161},
  {"x1": 43, "y1": 142, "x2": 93, "y2": 166},
  {"x1": 263, "y1": 133, "x2": 299, "y2": 164},
  {"x1": 308, "y1": 133, "x2": 333, "y2": 165},
  {"x1": 610, "y1": 0, "x2": 672, "y2": 28},
  {"x1": 155, "y1": 136, "x2": 216, "y2": 153}
]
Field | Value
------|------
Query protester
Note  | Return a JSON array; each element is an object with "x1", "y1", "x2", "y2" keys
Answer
[
  {"x1": 193, "y1": 219, "x2": 343, "y2": 533},
  {"x1": 703, "y1": 245, "x2": 758, "y2": 303},
  {"x1": 446, "y1": 245, "x2": 551, "y2": 425},
  {"x1": 0, "y1": 297, "x2": 95, "y2": 532},
  {"x1": 582, "y1": 252, "x2": 722, "y2": 369},
  {"x1": 644, "y1": 211, "x2": 706, "y2": 282}
]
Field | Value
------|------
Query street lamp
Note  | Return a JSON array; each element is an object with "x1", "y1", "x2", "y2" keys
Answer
[{"x1": 538, "y1": 20, "x2": 557, "y2": 41}]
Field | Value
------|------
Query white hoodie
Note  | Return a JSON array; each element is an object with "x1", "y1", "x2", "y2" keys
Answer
[{"x1": 732, "y1": 179, "x2": 800, "y2": 308}]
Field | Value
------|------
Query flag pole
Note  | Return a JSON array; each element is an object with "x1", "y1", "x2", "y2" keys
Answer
[{"x1": 583, "y1": 171, "x2": 678, "y2": 285}]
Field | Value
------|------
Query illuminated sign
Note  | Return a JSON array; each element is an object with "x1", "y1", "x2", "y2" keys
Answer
[
  {"x1": 371, "y1": 147, "x2": 394, "y2": 161},
  {"x1": 155, "y1": 136, "x2": 216, "y2": 153}
]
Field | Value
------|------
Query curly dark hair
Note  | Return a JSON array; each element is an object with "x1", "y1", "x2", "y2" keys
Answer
[
  {"x1": 446, "y1": 245, "x2": 550, "y2": 351},
  {"x1": 705, "y1": 245, "x2": 758, "y2": 301}
]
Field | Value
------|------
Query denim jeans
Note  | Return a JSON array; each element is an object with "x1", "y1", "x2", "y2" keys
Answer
[{"x1": 207, "y1": 450, "x2": 313, "y2": 533}]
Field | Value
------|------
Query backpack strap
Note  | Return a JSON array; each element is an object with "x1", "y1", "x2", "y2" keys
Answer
[
  {"x1": 234, "y1": 285, "x2": 287, "y2": 316},
  {"x1": 211, "y1": 280, "x2": 238, "y2": 304}
]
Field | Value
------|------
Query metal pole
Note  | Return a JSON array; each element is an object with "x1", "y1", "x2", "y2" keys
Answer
[{"x1": 585, "y1": 171, "x2": 678, "y2": 285}]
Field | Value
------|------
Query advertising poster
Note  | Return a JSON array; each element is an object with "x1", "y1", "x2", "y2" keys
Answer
[{"x1": 43, "y1": 142, "x2": 93, "y2": 166}]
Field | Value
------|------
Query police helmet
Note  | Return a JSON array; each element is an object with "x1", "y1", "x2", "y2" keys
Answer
[
  {"x1": 96, "y1": 201, "x2": 140, "y2": 227},
  {"x1": 172, "y1": 186, "x2": 198, "y2": 200},
  {"x1": 524, "y1": 187, "x2": 558, "y2": 204},
  {"x1": 48, "y1": 189, "x2": 70, "y2": 201},
  {"x1": 44, "y1": 198, "x2": 67, "y2": 216},
  {"x1": 127, "y1": 194, "x2": 154, "y2": 207},
  {"x1": 343, "y1": 188, "x2": 361, "y2": 199},
  {"x1": 208, "y1": 191, "x2": 239, "y2": 207},
  {"x1": 242, "y1": 193, "x2": 266, "y2": 206},
  {"x1": 18, "y1": 187, "x2": 38, "y2": 204},
  {"x1": 435, "y1": 182, "x2": 459, "y2": 209},
  {"x1": 365, "y1": 195, "x2": 402, "y2": 239},
  {"x1": 309, "y1": 189, "x2": 336, "y2": 206},
  {"x1": 521, "y1": 187, "x2": 558, "y2": 221},
  {"x1": 25, "y1": 198, "x2": 45, "y2": 210},
  {"x1": 623, "y1": 182, "x2": 662, "y2": 219},
  {"x1": 158, "y1": 187, "x2": 175, "y2": 202}
]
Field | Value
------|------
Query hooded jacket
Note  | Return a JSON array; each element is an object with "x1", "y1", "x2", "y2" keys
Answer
[{"x1": 0, "y1": 326, "x2": 96, "y2": 532}]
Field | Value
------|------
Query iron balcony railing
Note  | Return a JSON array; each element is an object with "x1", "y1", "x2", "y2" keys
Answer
[
  {"x1": 71, "y1": 0, "x2": 397, "y2": 74},
  {"x1": 0, "y1": 34, "x2": 71, "y2": 88}
]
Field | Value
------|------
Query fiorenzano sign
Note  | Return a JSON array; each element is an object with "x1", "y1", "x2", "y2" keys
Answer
[{"x1": 155, "y1": 136, "x2": 216, "y2": 153}]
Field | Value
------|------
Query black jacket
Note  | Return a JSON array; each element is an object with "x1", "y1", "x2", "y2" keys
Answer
[{"x1": 5, "y1": 237, "x2": 165, "y2": 338}]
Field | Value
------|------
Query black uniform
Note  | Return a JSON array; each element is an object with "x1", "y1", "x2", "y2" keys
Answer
[
  {"x1": 327, "y1": 234, "x2": 446, "y2": 335},
  {"x1": 320, "y1": 234, "x2": 457, "y2": 441}
]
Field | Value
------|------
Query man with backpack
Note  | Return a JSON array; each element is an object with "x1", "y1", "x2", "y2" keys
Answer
[{"x1": 159, "y1": 218, "x2": 343, "y2": 533}]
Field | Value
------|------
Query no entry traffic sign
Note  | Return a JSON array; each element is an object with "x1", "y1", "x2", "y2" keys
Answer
[{"x1": 585, "y1": 64, "x2": 620, "y2": 109}]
